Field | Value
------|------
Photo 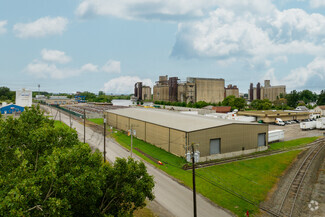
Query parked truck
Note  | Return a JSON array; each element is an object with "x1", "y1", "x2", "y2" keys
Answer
[
  {"x1": 275, "y1": 118, "x2": 285, "y2": 126},
  {"x1": 300, "y1": 121, "x2": 317, "y2": 130},
  {"x1": 268, "y1": 130, "x2": 284, "y2": 143},
  {"x1": 316, "y1": 118, "x2": 325, "y2": 129}
]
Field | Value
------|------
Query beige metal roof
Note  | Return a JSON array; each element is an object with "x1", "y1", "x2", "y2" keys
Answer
[{"x1": 107, "y1": 108, "x2": 259, "y2": 132}]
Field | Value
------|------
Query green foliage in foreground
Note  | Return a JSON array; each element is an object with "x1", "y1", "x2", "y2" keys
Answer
[
  {"x1": 0, "y1": 106, "x2": 154, "y2": 217},
  {"x1": 268, "y1": 136, "x2": 319, "y2": 151},
  {"x1": 111, "y1": 130, "x2": 302, "y2": 216}
]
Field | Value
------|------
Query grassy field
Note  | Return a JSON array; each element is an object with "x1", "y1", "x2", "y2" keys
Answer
[
  {"x1": 268, "y1": 136, "x2": 319, "y2": 150},
  {"x1": 54, "y1": 120, "x2": 70, "y2": 129},
  {"x1": 88, "y1": 118, "x2": 104, "y2": 125},
  {"x1": 110, "y1": 129, "x2": 303, "y2": 216}
]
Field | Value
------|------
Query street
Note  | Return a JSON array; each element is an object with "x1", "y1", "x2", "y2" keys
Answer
[{"x1": 44, "y1": 106, "x2": 232, "y2": 217}]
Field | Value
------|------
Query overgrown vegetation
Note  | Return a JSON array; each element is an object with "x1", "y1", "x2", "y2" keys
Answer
[
  {"x1": 0, "y1": 106, "x2": 154, "y2": 216},
  {"x1": 109, "y1": 128, "x2": 303, "y2": 216}
]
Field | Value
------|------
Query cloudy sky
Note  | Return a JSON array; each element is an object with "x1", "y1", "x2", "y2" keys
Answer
[{"x1": 1, "y1": 0, "x2": 325, "y2": 94}]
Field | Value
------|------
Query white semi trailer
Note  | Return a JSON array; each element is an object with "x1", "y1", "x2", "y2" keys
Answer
[
  {"x1": 316, "y1": 118, "x2": 325, "y2": 129},
  {"x1": 300, "y1": 121, "x2": 317, "y2": 130},
  {"x1": 268, "y1": 130, "x2": 284, "y2": 143}
]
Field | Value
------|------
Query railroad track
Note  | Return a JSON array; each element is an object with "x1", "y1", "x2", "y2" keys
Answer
[
  {"x1": 277, "y1": 138, "x2": 325, "y2": 217},
  {"x1": 183, "y1": 138, "x2": 324, "y2": 170}
]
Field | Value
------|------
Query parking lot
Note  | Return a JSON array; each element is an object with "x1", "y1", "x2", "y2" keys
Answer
[{"x1": 269, "y1": 122, "x2": 324, "y2": 141}]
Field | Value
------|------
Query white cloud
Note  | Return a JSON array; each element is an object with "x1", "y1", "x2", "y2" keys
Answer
[
  {"x1": 101, "y1": 60, "x2": 121, "y2": 73},
  {"x1": 171, "y1": 8, "x2": 325, "y2": 66},
  {"x1": 13, "y1": 17, "x2": 68, "y2": 38},
  {"x1": 25, "y1": 50, "x2": 121, "y2": 79},
  {"x1": 263, "y1": 58, "x2": 325, "y2": 89},
  {"x1": 102, "y1": 76, "x2": 153, "y2": 94},
  {"x1": 81, "y1": 63, "x2": 98, "y2": 72},
  {"x1": 310, "y1": 0, "x2": 325, "y2": 8},
  {"x1": 41, "y1": 49, "x2": 71, "y2": 64},
  {"x1": 76, "y1": 0, "x2": 275, "y2": 20},
  {"x1": 25, "y1": 61, "x2": 100, "y2": 79},
  {"x1": 0, "y1": 20, "x2": 7, "y2": 35}
]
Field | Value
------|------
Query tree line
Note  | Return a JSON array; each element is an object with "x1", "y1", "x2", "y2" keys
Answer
[{"x1": 0, "y1": 106, "x2": 154, "y2": 216}]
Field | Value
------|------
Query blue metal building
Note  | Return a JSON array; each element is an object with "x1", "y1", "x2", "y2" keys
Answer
[{"x1": 0, "y1": 104, "x2": 24, "y2": 114}]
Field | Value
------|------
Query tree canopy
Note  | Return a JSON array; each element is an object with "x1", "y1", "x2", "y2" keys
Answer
[{"x1": 0, "y1": 106, "x2": 154, "y2": 216}]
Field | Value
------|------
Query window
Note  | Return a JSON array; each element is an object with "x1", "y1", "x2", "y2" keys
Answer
[
  {"x1": 210, "y1": 138, "x2": 221, "y2": 155},
  {"x1": 258, "y1": 133, "x2": 266, "y2": 147}
]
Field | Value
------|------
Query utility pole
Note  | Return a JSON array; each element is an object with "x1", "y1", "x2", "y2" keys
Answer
[
  {"x1": 130, "y1": 124, "x2": 133, "y2": 158},
  {"x1": 69, "y1": 108, "x2": 72, "y2": 129},
  {"x1": 192, "y1": 144, "x2": 197, "y2": 217},
  {"x1": 83, "y1": 108, "x2": 86, "y2": 144},
  {"x1": 59, "y1": 109, "x2": 61, "y2": 122},
  {"x1": 104, "y1": 114, "x2": 106, "y2": 162}
]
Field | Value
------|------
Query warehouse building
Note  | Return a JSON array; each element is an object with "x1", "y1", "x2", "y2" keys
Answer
[
  {"x1": 237, "y1": 110, "x2": 310, "y2": 123},
  {"x1": 105, "y1": 108, "x2": 268, "y2": 161},
  {"x1": 0, "y1": 104, "x2": 24, "y2": 114}
]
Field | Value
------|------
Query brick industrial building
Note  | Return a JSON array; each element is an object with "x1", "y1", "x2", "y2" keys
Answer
[
  {"x1": 249, "y1": 80, "x2": 286, "y2": 102},
  {"x1": 152, "y1": 75, "x2": 239, "y2": 104}
]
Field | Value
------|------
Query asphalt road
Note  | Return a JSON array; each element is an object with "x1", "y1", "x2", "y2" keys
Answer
[{"x1": 44, "y1": 106, "x2": 232, "y2": 217}]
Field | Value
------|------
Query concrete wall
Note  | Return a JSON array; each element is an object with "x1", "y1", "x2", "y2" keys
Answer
[
  {"x1": 188, "y1": 124, "x2": 268, "y2": 157},
  {"x1": 225, "y1": 88, "x2": 239, "y2": 98},
  {"x1": 263, "y1": 86, "x2": 286, "y2": 102},
  {"x1": 142, "y1": 86, "x2": 152, "y2": 101},
  {"x1": 194, "y1": 78, "x2": 225, "y2": 103},
  {"x1": 153, "y1": 85, "x2": 169, "y2": 102}
]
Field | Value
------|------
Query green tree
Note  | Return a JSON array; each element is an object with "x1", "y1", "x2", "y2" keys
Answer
[
  {"x1": 0, "y1": 106, "x2": 154, "y2": 216},
  {"x1": 317, "y1": 90, "x2": 325, "y2": 105},
  {"x1": 285, "y1": 90, "x2": 300, "y2": 108},
  {"x1": 222, "y1": 95, "x2": 246, "y2": 110},
  {"x1": 250, "y1": 99, "x2": 272, "y2": 110},
  {"x1": 300, "y1": 89, "x2": 317, "y2": 104}
]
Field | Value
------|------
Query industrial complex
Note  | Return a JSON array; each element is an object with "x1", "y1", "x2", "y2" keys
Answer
[
  {"x1": 152, "y1": 75, "x2": 239, "y2": 104},
  {"x1": 105, "y1": 108, "x2": 268, "y2": 161},
  {"x1": 249, "y1": 80, "x2": 286, "y2": 102}
]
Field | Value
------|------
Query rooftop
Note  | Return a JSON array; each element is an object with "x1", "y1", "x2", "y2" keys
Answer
[
  {"x1": 107, "y1": 108, "x2": 258, "y2": 132},
  {"x1": 238, "y1": 110, "x2": 310, "y2": 117}
]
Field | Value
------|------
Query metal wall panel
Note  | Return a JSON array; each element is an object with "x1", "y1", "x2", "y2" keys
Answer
[
  {"x1": 107, "y1": 113, "x2": 117, "y2": 128},
  {"x1": 145, "y1": 123, "x2": 169, "y2": 151},
  {"x1": 130, "y1": 119, "x2": 146, "y2": 141},
  {"x1": 117, "y1": 116, "x2": 129, "y2": 132},
  {"x1": 189, "y1": 124, "x2": 268, "y2": 157},
  {"x1": 169, "y1": 129, "x2": 186, "y2": 156}
]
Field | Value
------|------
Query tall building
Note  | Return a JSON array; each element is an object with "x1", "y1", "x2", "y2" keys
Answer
[
  {"x1": 248, "y1": 80, "x2": 286, "y2": 102},
  {"x1": 134, "y1": 82, "x2": 152, "y2": 101},
  {"x1": 225, "y1": 84, "x2": 239, "y2": 98},
  {"x1": 152, "y1": 75, "x2": 239, "y2": 104}
]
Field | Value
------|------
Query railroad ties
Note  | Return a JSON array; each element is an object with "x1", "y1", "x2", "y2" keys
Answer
[{"x1": 277, "y1": 138, "x2": 325, "y2": 217}]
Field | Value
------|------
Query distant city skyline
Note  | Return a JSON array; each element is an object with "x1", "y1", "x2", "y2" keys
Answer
[{"x1": 1, "y1": 0, "x2": 325, "y2": 94}]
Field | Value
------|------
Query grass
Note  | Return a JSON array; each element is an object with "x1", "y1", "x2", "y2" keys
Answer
[
  {"x1": 88, "y1": 118, "x2": 104, "y2": 125},
  {"x1": 268, "y1": 136, "x2": 319, "y2": 151},
  {"x1": 110, "y1": 129, "x2": 303, "y2": 216},
  {"x1": 54, "y1": 120, "x2": 70, "y2": 129}
]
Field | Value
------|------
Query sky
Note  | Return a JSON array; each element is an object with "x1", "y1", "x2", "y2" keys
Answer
[{"x1": 1, "y1": 0, "x2": 325, "y2": 94}]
